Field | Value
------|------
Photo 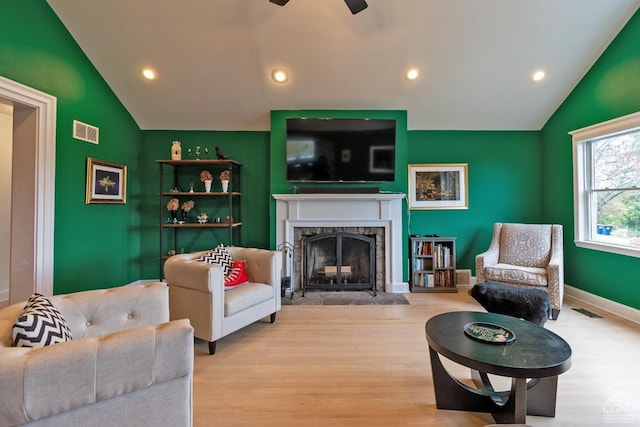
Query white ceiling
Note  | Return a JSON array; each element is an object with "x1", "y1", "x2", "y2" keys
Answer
[{"x1": 46, "y1": 0, "x2": 639, "y2": 131}]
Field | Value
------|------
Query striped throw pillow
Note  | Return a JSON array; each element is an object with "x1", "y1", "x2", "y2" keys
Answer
[
  {"x1": 197, "y1": 244, "x2": 233, "y2": 276},
  {"x1": 13, "y1": 294, "x2": 73, "y2": 347}
]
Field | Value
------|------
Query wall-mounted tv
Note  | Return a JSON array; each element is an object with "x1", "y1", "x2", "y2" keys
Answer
[{"x1": 286, "y1": 118, "x2": 396, "y2": 182}]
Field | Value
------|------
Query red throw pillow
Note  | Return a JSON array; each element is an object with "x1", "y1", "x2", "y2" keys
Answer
[{"x1": 224, "y1": 259, "x2": 249, "y2": 289}]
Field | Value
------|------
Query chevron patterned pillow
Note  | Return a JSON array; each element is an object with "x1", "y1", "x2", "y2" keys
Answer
[
  {"x1": 13, "y1": 294, "x2": 73, "y2": 347},
  {"x1": 196, "y1": 244, "x2": 233, "y2": 276}
]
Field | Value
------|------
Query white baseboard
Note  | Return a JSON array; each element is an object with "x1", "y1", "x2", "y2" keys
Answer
[
  {"x1": 0, "y1": 289, "x2": 8, "y2": 307},
  {"x1": 564, "y1": 284, "x2": 640, "y2": 324}
]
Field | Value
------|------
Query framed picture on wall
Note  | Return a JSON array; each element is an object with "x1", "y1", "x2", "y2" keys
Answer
[
  {"x1": 408, "y1": 163, "x2": 468, "y2": 210},
  {"x1": 85, "y1": 158, "x2": 127, "y2": 204}
]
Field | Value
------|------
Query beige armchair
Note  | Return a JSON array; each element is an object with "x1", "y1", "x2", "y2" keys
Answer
[
  {"x1": 475, "y1": 223, "x2": 564, "y2": 319},
  {"x1": 0, "y1": 282, "x2": 194, "y2": 427},
  {"x1": 164, "y1": 246, "x2": 282, "y2": 355}
]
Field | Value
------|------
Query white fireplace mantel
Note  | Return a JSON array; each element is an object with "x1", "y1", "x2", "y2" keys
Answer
[{"x1": 273, "y1": 193, "x2": 408, "y2": 293}]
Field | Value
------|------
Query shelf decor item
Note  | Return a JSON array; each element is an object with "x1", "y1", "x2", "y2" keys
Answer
[
  {"x1": 85, "y1": 158, "x2": 127, "y2": 204},
  {"x1": 167, "y1": 198, "x2": 179, "y2": 223},
  {"x1": 220, "y1": 169, "x2": 230, "y2": 192},
  {"x1": 200, "y1": 170, "x2": 213, "y2": 192},
  {"x1": 408, "y1": 163, "x2": 468, "y2": 210},
  {"x1": 197, "y1": 212, "x2": 209, "y2": 224},
  {"x1": 171, "y1": 140, "x2": 181, "y2": 160},
  {"x1": 180, "y1": 200, "x2": 195, "y2": 223}
]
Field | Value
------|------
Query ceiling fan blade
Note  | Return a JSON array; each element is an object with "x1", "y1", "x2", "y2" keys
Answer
[
  {"x1": 269, "y1": 0, "x2": 290, "y2": 6},
  {"x1": 344, "y1": 0, "x2": 368, "y2": 14}
]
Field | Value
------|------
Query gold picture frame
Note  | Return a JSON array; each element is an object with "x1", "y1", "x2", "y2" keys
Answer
[
  {"x1": 85, "y1": 158, "x2": 127, "y2": 204},
  {"x1": 408, "y1": 163, "x2": 468, "y2": 210}
]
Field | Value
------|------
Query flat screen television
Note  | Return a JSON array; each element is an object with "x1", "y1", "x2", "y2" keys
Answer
[{"x1": 286, "y1": 118, "x2": 396, "y2": 182}]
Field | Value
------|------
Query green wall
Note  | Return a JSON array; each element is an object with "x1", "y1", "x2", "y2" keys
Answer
[
  {"x1": 0, "y1": 1, "x2": 142, "y2": 294},
  {"x1": 541, "y1": 9, "x2": 640, "y2": 309},
  {"x1": 407, "y1": 131, "x2": 542, "y2": 272},
  {"x1": 139, "y1": 131, "x2": 271, "y2": 279}
]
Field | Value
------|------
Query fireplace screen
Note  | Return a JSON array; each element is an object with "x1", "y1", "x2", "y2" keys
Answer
[{"x1": 302, "y1": 232, "x2": 375, "y2": 295}]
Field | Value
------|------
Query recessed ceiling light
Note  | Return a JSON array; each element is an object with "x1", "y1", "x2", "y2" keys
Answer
[
  {"x1": 271, "y1": 68, "x2": 289, "y2": 84},
  {"x1": 406, "y1": 68, "x2": 419, "y2": 81},
  {"x1": 142, "y1": 68, "x2": 156, "y2": 80},
  {"x1": 532, "y1": 70, "x2": 546, "y2": 82}
]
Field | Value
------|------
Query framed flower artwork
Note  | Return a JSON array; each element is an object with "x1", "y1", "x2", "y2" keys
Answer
[
  {"x1": 408, "y1": 163, "x2": 468, "y2": 210},
  {"x1": 85, "y1": 158, "x2": 127, "y2": 204}
]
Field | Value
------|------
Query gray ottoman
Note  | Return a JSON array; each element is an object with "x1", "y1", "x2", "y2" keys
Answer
[{"x1": 470, "y1": 281, "x2": 551, "y2": 326}]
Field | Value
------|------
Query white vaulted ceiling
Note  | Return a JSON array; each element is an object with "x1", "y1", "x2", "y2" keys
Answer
[{"x1": 46, "y1": 0, "x2": 639, "y2": 131}]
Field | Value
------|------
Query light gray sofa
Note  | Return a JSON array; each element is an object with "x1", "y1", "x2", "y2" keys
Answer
[
  {"x1": 164, "y1": 247, "x2": 282, "y2": 355},
  {"x1": 0, "y1": 282, "x2": 194, "y2": 427}
]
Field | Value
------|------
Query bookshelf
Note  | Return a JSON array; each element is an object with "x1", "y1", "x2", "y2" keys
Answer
[{"x1": 409, "y1": 236, "x2": 457, "y2": 292}]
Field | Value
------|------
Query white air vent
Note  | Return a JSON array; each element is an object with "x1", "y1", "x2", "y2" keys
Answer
[{"x1": 73, "y1": 120, "x2": 99, "y2": 144}]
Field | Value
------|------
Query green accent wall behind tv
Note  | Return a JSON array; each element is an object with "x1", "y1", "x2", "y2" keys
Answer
[
  {"x1": 0, "y1": 1, "x2": 142, "y2": 294},
  {"x1": 541, "y1": 9, "x2": 640, "y2": 310}
]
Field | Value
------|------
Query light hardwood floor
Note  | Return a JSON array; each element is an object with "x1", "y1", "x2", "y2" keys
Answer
[{"x1": 192, "y1": 289, "x2": 640, "y2": 426}]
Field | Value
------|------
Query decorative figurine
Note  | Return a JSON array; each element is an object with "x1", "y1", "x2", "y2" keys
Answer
[
  {"x1": 215, "y1": 146, "x2": 229, "y2": 160},
  {"x1": 195, "y1": 146, "x2": 201, "y2": 160},
  {"x1": 171, "y1": 141, "x2": 182, "y2": 160},
  {"x1": 197, "y1": 213, "x2": 209, "y2": 224}
]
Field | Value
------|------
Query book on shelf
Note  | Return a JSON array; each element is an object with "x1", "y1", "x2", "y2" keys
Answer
[{"x1": 414, "y1": 241, "x2": 433, "y2": 256}]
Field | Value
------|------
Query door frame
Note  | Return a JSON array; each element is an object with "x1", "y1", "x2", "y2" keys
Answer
[{"x1": 0, "y1": 76, "x2": 56, "y2": 300}]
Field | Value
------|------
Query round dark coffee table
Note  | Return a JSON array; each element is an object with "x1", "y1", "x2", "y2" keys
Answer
[{"x1": 425, "y1": 311, "x2": 572, "y2": 424}]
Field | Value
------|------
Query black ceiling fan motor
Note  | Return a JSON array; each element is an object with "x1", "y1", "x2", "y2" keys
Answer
[{"x1": 344, "y1": 0, "x2": 368, "y2": 14}]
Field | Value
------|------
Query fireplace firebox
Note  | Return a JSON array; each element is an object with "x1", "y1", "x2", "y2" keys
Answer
[{"x1": 303, "y1": 232, "x2": 376, "y2": 295}]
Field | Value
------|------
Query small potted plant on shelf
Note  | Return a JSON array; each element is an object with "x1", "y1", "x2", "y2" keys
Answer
[
  {"x1": 180, "y1": 200, "x2": 195, "y2": 223},
  {"x1": 219, "y1": 169, "x2": 230, "y2": 192},
  {"x1": 167, "y1": 198, "x2": 180, "y2": 223},
  {"x1": 200, "y1": 170, "x2": 213, "y2": 192}
]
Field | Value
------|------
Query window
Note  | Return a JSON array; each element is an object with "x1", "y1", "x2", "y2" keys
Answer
[{"x1": 571, "y1": 112, "x2": 640, "y2": 257}]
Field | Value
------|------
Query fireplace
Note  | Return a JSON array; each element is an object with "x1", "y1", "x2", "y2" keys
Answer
[
  {"x1": 273, "y1": 193, "x2": 408, "y2": 293},
  {"x1": 301, "y1": 230, "x2": 377, "y2": 295}
]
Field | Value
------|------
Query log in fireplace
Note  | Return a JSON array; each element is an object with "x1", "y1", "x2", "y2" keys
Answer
[{"x1": 302, "y1": 232, "x2": 376, "y2": 295}]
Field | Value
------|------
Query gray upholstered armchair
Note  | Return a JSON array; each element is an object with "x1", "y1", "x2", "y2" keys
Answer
[
  {"x1": 475, "y1": 223, "x2": 564, "y2": 319},
  {"x1": 164, "y1": 246, "x2": 282, "y2": 355}
]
